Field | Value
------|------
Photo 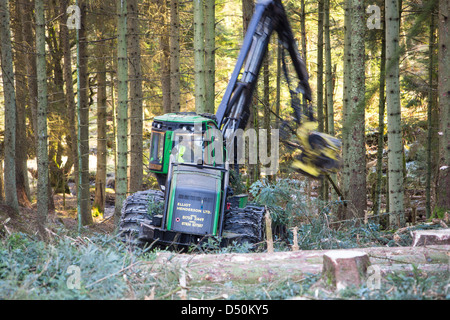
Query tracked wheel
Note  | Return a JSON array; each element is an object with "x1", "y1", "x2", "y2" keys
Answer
[
  {"x1": 223, "y1": 204, "x2": 265, "y2": 246},
  {"x1": 118, "y1": 189, "x2": 164, "y2": 245}
]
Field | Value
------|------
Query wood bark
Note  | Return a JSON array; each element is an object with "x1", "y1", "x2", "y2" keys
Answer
[
  {"x1": 344, "y1": 0, "x2": 366, "y2": 219},
  {"x1": 317, "y1": 0, "x2": 325, "y2": 203},
  {"x1": 77, "y1": 1, "x2": 92, "y2": 226},
  {"x1": 34, "y1": 0, "x2": 48, "y2": 238},
  {"x1": 386, "y1": 0, "x2": 405, "y2": 227},
  {"x1": 114, "y1": 0, "x2": 129, "y2": 226},
  {"x1": 159, "y1": 0, "x2": 171, "y2": 114},
  {"x1": 317, "y1": 0, "x2": 324, "y2": 134},
  {"x1": 412, "y1": 229, "x2": 450, "y2": 247},
  {"x1": 13, "y1": 0, "x2": 31, "y2": 207},
  {"x1": 194, "y1": 0, "x2": 206, "y2": 113},
  {"x1": 322, "y1": 251, "x2": 370, "y2": 290},
  {"x1": 204, "y1": 0, "x2": 215, "y2": 114},
  {"x1": 426, "y1": 9, "x2": 437, "y2": 219},
  {"x1": 373, "y1": 9, "x2": 386, "y2": 219},
  {"x1": 324, "y1": 0, "x2": 336, "y2": 198},
  {"x1": 20, "y1": 0, "x2": 38, "y2": 144},
  {"x1": 170, "y1": 0, "x2": 180, "y2": 112},
  {"x1": 436, "y1": 0, "x2": 450, "y2": 212},
  {"x1": 61, "y1": 0, "x2": 79, "y2": 193},
  {"x1": 94, "y1": 68, "x2": 107, "y2": 214},
  {"x1": 0, "y1": 0, "x2": 19, "y2": 213},
  {"x1": 341, "y1": 0, "x2": 352, "y2": 208},
  {"x1": 127, "y1": 0, "x2": 143, "y2": 193},
  {"x1": 324, "y1": 0, "x2": 334, "y2": 139}
]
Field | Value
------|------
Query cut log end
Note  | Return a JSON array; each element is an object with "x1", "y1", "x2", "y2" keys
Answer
[
  {"x1": 412, "y1": 229, "x2": 450, "y2": 247},
  {"x1": 322, "y1": 250, "x2": 371, "y2": 291}
]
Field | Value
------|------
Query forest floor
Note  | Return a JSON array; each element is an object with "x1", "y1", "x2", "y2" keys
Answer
[{"x1": 0, "y1": 188, "x2": 449, "y2": 300}]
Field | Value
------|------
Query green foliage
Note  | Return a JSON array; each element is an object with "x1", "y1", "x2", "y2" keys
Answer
[
  {"x1": 0, "y1": 233, "x2": 152, "y2": 299},
  {"x1": 146, "y1": 196, "x2": 164, "y2": 217},
  {"x1": 249, "y1": 178, "x2": 308, "y2": 229}
]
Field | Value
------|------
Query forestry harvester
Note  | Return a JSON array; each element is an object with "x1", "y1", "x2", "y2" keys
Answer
[{"x1": 118, "y1": 0, "x2": 341, "y2": 247}]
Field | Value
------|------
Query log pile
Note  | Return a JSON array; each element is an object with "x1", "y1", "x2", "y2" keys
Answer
[{"x1": 147, "y1": 245, "x2": 450, "y2": 289}]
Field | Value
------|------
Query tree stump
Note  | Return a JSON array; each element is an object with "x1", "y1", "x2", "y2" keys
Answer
[
  {"x1": 322, "y1": 251, "x2": 371, "y2": 291},
  {"x1": 412, "y1": 229, "x2": 450, "y2": 247}
]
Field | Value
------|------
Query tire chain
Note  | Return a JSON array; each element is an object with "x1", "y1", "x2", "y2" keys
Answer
[
  {"x1": 224, "y1": 205, "x2": 265, "y2": 244},
  {"x1": 118, "y1": 189, "x2": 164, "y2": 244}
]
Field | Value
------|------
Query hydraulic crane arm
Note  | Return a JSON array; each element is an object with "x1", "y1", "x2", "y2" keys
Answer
[{"x1": 215, "y1": 0, "x2": 311, "y2": 140}]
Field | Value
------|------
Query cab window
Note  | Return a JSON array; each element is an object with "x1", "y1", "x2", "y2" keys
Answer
[{"x1": 150, "y1": 131, "x2": 165, "y2": 165}]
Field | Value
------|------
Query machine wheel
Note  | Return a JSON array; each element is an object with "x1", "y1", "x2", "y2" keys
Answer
[
  {"x1": 118, "y1": 189, "x2": 164, "y2": 245},
  {"x1": 223, "y1": 204, "x2": 265, "y2": 246}
]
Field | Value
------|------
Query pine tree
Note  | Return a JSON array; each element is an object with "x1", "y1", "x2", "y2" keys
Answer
[
  {"x1": 94, "y1": 59, "x2": 108, "y2": 214},
  {"x1": 0, "y1": 0, "x2": 19, "y2": 213},
  {"x1": 436, "y1": 0, "x2": 450, "y2": 212},
  {"x1": 345, "y1": 0, "x2": 366, "y2": 219},
  {"x1": 159, "y1": 0, "x2": 171, "y2": 114},
  {"x1": 385, "y1": 0, "x2": 405, "y2": 227},
  {"x1": 61, "y1": 0, "x2": 78, "y2": 197},
  {"x1": 34, "y1": 0, "x2": 48, "y2": 237},
  {"x1": 170, "y1": 0, "x2": 180, "y2": 112},
  {"x1": 341, "y1": 0, "x2": 352, "y2": 210},
  {"x1": 77, "y1": 1, "x2": 92, "y2": 226},
  {"x1": 426, "y1": 8, "x2": 437, "y2": 219},
  {"x1": 194, "y1": 0, "x2": 206, "y2": 113},
  {"x1": 127, "y1": 0, "x2": 143, "y2": 193},
  {"x1": 204, "y1": 0, "x2": 215, "y2": 113},
  {"x1": 13, "y1": 0, "x2": 31, "y2": 207},
  {"x1": 373, "y1": 4, "x2": 386, "y2": 219},
  {"x1": 114, "y1": 0, "x2": 128, "y2": 225}
]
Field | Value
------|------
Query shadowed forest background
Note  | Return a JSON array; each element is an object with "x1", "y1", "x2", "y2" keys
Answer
[{"x1": 0, "y1": 0, "x2": 449, "y2": 300}]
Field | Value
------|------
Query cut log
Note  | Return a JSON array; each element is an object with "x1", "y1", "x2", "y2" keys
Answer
[
  {"x1": 412, "y1": 229, "x2": 450, "y2": 247},
  {"x1": 143, "y1": 245, "x2": 450, "y2": 285},
  {"x1": 322, "y1": 251, "x2": 370, "y2": 290}
]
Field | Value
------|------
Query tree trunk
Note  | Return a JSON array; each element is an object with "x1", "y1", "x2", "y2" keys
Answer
[
  {"x1": 77, "y1": 1, "x2": 92, "y2": 226},
  {"x1": 340, "y1": 0, "x2": 352, "y2": 213},
  {"x1": 61, "y1": 0, "x2": 79, "y2": 192},
  {"x1": 94, "y1": 69, "x2": 107, "y2": 214},
  {"x1": 374, "y1": 7, "x2": 386, "y2": 219},
  {"x1": 194, "y1": 0, "x2": 206, "y2": 114},
  {"x1": 344, "y1": 0, "x2": 366, "y2": 220},
  {"x1": 317, "y1": 0, "x2": 325, "y2": 204},
  {"x1": 426, "y1": 9, "x2": 437, "y2": 219},
  {"x1": 324, "y1": 0, "x2": 333, "y2": 141},
  {"x1": 204, "y1": 0, "x2": 215, "y2": 114},
  {"x1": 127, "y1": 0, "x2": 143, "y2": 193},
  {"x1": 159, "y1": 0, "x2": 171, "y2": 114},
  {"x1": 386, "y1": 0, "x2": 405, "y2": 228},
  {"x1": 114, "y1": 0, "x2": 128, "y2": 226},
  {"x1": 317, "y1": 0, "x2": 324, "y2": 134},
  {"x1": 170, "y1": 0, "x2": 180, "y2": 112},
  {"x1": 275, "y1": 43, "x2": 281, "y2": 129},
  {"x1": 0, "y1": 0, "x2": 19, "y2": 213},
  {"x1": 12, "y1": 0, "x2": 31, "y2": 207},
  {"x1": 34, "y1": 0, "x2": 48, "y2": 238},
  {"x1": 20, "y1": 0, "x2": 38, "y2": 147},
  {"x1": 436, "y1": 0, "x2": 450, "y2": 212},
  {"x1": 324, "y1": 0, "x2": 336, "y2": 199}
]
